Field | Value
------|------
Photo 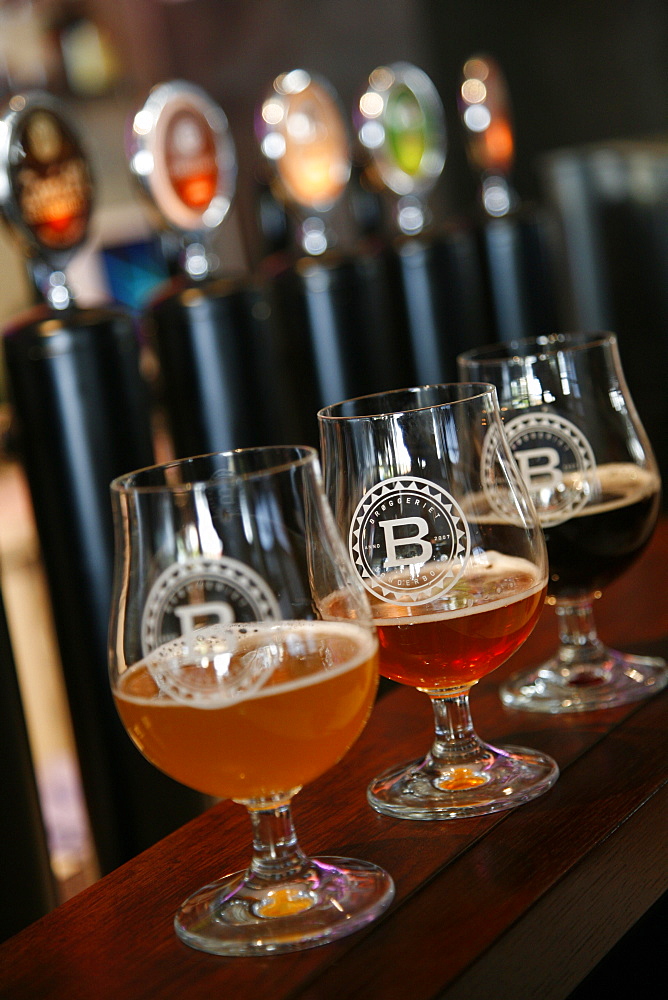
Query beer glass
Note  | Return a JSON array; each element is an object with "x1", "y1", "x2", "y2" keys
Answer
[
  {"x1": 458, "y1": 333, "x2": 666, "y2": 713},
  {"x1": 109, "y1": 446, "x2": 394, "y2": 956},
  {"x1": 318, "y1": 385, "x2": 558, "y2": 820}
]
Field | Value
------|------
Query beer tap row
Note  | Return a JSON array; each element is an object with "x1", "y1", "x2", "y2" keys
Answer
[{"x1": 2, "y1": 57, "x2": 562, "y2": 455}]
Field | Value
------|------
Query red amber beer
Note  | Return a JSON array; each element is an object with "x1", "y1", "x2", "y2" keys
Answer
[
  {"x1": 318, "y1": 383, "x2": 557, "y2": 819},
  {"x1": 371, "y1": 554, "x2": 546, "y2": 689}
]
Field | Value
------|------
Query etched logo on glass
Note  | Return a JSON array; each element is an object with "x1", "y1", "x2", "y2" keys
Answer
[
  {"x1": 349, "y1": 477, "x2": 470, "y2": 605},
  {"x1": 482, "y1": 412, "x2": 596, "y2": 526},
  {"x1": 141, "y1": 555, "x2": 280, "y2": 655},
  {"x1": 139, "y1": 556, "x2": 281, "y2": 706}
]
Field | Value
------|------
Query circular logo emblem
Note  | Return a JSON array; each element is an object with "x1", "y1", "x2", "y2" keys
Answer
[
  {"x1": 10, "y1": 107, "x2": 93, "y2": 253},
  {"x1": 482, "y1": 412, "x2": 596, "y2": 526},
  {"x1": 140, "y1": 555, "x2": 280, "y2": 656},
  {"x1": 165, "y1": 107, "x2": 219, "y2": 211},
  {"x1": 349, "y1": 477, "x2": 470, "y2": 605}
]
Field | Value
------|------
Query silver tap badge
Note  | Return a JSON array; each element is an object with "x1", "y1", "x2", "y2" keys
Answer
[
  {"x1": 0, "y1": 92, "x2": 93, "y2": 268},
  {"x1": 127, "y1": 80, "x2": 237, "y2": 238}
]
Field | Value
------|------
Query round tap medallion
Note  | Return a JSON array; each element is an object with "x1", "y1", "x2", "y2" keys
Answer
[
  {"x1": 258, "y1": 69, "x2": 351, "y2": 211},
  {"x1": 0, "y1": 92, "x2": 93, "y2": 260},
  {"x1": 349, "y1": 476, "x2": 470, "y2": 606},
  {"x1": 128, "y1": 80, "x2": 236, "y2": 234},
  {"x1": 355, "y1": 62, "x2": 446, "y2": 197},
  {"x1": 482, "y1": 411, "x2": 596, "y2": 526},
  {"x1": 140, "y1": 555, "x2": 281, "y2": 657}
]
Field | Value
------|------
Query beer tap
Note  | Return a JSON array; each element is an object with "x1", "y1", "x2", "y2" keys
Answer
[
  {"x1": 257, "y1": 68, "x2": 408, "y2": 444},
  {"x1": 127, "y1": 79, "x2": 236, "y2": 285},
  {"x1": 0, "y1": 91, "x2": 203, "y2": 874},
  {"x1": 458, "y1": 54, "x2": 517, "y2": 220},
  {"x1": 0, "y1": 91, "x2": 92, "y2": 312},
  {"x1": 128, "y1": 80, "x2": 274, "y2": 458},
  {"x1": 458, "y1": 54, "x2": 559, "y2": 341},
  {"x1": 354, "y1": 62, "x2": 489, "y2": 383},
  {"x1": 256, "y1": 68, "x2": 352, "y2": 261},
  {"x1": 355, "y1": 62, "x2": 446, "y2": 239}
]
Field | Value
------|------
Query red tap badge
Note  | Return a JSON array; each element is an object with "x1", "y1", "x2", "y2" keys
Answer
[
  {"x1": 128, "y1": 81, "x2": 236, "y2": 234},
  {"x1": 165, "y1": 107, "x2": 218, "y2": 211}
]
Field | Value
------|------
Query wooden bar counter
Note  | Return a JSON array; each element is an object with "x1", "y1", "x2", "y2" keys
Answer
[{"x1": 1, "y1": 522, "x2": 666, "y2": 1000}]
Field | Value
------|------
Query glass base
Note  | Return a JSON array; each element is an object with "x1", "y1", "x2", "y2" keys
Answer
[
  {"x1": 500, "y1": 648, "x2": 668, "y2": 714},
  {"x1": 174, "y1": 857, "x2": 395, "y2": 956},
  {"x1": 367, "y1": 744, "x2": 559, "y2": 820}
]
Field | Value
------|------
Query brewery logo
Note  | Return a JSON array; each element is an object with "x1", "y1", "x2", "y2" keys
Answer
[
  {"x1": 349, "y1": 476, "x2": 470, "y2": 605},
  {"x1": 13, "y1": 109, "x2": 92, "y2": 252},
  {"x1": 141, "y1": 624, "x2": 275, "y2": 707},
  {"x1": 141, "y1": 555, "x2": 281, "y2": 657},
  {"x1": 482, "y1": 411, "x2": 596, "y2": 526},
  {"x1": 165, "y1": 108, "x2": 218, "y2": 211}
]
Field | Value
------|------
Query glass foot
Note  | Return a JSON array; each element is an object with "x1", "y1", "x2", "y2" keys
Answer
[
  {"x1": 500, "y1": 649, "x2": 668, "y2": 714},
  {"x1": 367, "y1": 745, "x2": 559, "y2": 820},
  {"x1": 174, "y1": 857, "x2": 395, "y2": 956}
]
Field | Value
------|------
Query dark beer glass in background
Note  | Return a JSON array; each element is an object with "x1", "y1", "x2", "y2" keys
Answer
[
  {"x1": 458, "y1": 332, "x2": 666, "y2": 713},
  {"x1": 319, "y1": 384, "x2": 558, "y2": 820}
]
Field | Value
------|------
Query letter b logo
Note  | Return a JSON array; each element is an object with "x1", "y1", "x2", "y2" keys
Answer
[
  {"x1": 516, "y1": 447, "x2": 562, "y2": 488},
  {"x1": 379, "y1": 516, "x2": 433, "y2": 567}
]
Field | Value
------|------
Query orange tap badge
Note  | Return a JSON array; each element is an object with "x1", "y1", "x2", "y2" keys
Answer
[
  {"x1": 165, "y1": 107, "x2": 219, "y2": 211},
  {"x1": 128, "y1": 80, "x2": 236, "y2": 235}
]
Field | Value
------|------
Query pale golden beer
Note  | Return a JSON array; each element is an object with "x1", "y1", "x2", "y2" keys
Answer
[{"x1": 114, "y1": 621, "x2": 378, "y2": 801}]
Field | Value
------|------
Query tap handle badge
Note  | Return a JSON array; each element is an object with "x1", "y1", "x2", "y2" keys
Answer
[
  {"x1": 127, "y1": 80, "x2": 237, "y2": 237},
  {"x1": 257, "y1": 69, "x2": 351, "y2": 214},
  {"x1": 458, "y1": 54, "x2": 514, "y2": 179},
  {"x1": 355, "y1": 62, "x2": 446, "y2": 200},
  {"x1": 0, "y1": 91, "x2": 93, "y2": 269}
]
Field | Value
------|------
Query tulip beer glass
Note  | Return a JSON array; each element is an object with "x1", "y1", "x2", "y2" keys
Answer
[
  {"x1": 109, "y1": 446, "x2": 394, "y2": 956},
  {"x1": 458, "y1": 333, "x2": 666, "y2": 712},
  {"x1": 319, "y1": 385, "x2": 558, "y2": 820}
]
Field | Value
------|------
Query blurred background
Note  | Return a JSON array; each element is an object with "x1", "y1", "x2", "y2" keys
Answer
[
  {"x1": 2, "y1": 0, "x2": 668, "y2": 315},
  {"x1": 1, "y1": 0, "x2": 668, "y2": 928},
  {"x1": 3, "y1": 1, "x2": 668, "y2": 442}
]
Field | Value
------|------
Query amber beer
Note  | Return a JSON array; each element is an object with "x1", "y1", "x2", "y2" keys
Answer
[
  {"x1": 540, "y1": 463, "x2": 661, "y2": 599},
  {"x1": 114, "y1": 621, "x2": 378, "y2": 802},
  {"x1": 372, "y1": 555, "x2": 546, "y2": 690}
]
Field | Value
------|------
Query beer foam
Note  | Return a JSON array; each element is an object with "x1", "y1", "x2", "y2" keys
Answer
[
  {"x1": 117, "y1": 620, "x2": 377, "y2": 708},
  {"x1": 464, "y1": 462, "x2": 659, "y2": 526},
  {"x1": 371, "y1": 551, "x2": 545, "y2": 625},
  {"x1": 564, "y1": 462, "x2": 660, "y2": 518}
]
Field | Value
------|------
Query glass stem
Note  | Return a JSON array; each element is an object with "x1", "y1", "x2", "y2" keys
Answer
[
  {"x1": 554, "y1": 596, "x2": 608, "y2": 670},
  {"x1": 246, "y1": 801, "x2": 309, "y2": 883},
  {"x1": 428, "y1": 690, "x2": 487, "y2": 766}
]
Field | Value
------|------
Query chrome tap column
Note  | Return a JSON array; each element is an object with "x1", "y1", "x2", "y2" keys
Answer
[{"x1": 257, "y1": 69, "x2": 407, "y2": 445}]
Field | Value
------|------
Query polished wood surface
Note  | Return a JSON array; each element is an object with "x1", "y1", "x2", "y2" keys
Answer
[{"x1": 1, "y1": 522, "x2": 666, "y2": 1000}]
